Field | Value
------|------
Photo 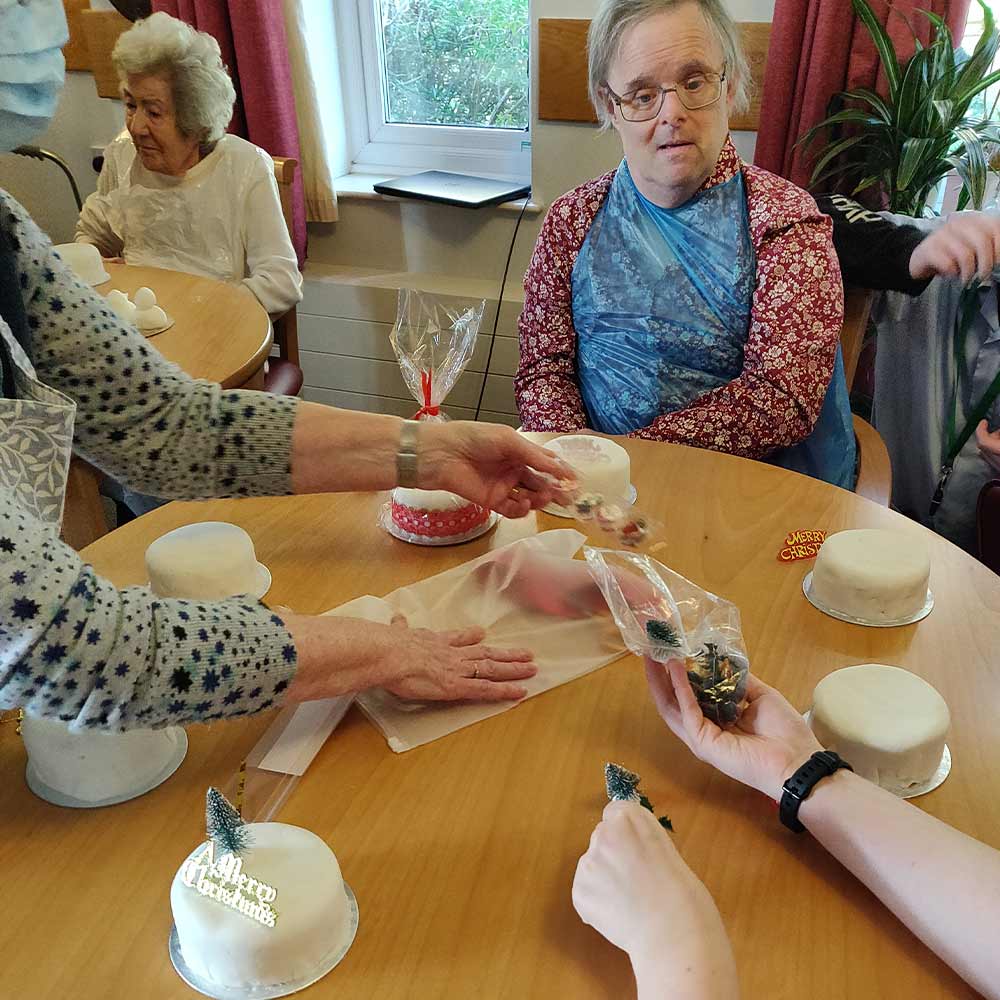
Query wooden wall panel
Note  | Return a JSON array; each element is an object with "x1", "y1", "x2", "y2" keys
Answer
[
  {"x1": 538, "y1": 17, "x2": 771, "y2": 132},
  {"x1": 79, "y1": 9, "x2": 131, "y2": 99},
  {"x1": 63, "y1": 0, "x2": 91, "y2": 71}
]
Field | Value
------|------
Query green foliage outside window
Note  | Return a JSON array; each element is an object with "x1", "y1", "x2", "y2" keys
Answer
[{"x1": 379, "y1": 0, "x2": 529, "y2": 130}]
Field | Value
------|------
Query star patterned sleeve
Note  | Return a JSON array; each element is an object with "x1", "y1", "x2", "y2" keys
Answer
[
  {"x1": 0, "y1": 495, "x2": 298, "y2": 729},
  {"x1": 629, "y1": 209, "x2": 843, "y2": 458},
  {"x1": 513, "y1": 182, "x2": 611, "y2": 432},
  {"x1": 3, "y1": 194, "x2": 299, "y2": 500}
]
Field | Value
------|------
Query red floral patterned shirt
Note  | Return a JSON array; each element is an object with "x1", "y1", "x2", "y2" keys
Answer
[{"x1": 514, "y1": 139, "x2": 844, "y2": 459}]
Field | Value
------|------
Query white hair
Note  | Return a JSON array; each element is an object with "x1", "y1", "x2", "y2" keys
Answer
[
  {"x1": 112, "y1": 11, "x2": 236, "y2": 145},
  {"x1": 588, "y1": 0, "x2": 751, "y2": 129}
]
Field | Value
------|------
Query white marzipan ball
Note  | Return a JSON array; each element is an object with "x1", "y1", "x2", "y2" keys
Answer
[{"x1": 133, "y1": 286, "x2": 156, "y2": 311}]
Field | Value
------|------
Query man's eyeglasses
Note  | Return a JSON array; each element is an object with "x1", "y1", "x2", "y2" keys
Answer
[{"x1": 605, "y1": 66, "x2": 727, "y2": 122}]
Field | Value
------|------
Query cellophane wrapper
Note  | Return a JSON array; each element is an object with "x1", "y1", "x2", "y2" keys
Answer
[
  {"x1": 389, "y1": 288, "x2": 485, "y2": 422},
  {"x1": 584, "y1": 548, "x2": 750, "y2": 725}
]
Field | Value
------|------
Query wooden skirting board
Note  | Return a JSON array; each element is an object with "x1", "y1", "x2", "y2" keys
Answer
[{"x1": 538, "y1": 18, "x2": 770, "y2": 132}]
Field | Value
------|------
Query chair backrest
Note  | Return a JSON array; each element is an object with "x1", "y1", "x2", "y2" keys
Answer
[
  {"x1": 840, "y1": 286, "x2": 874, "y2": 389},
  {"x1": 852, "y1": 413, "x2": 891, "y2": 507},
  {"x1": 268, "y1": 156, "x2": 301, "y2": 371},
  {"x1": 271, "y1": 156, "x2": 298, "y2": 245},
  {"x1": 976, "y1": 479, "x2": 1000, "y2": 574}
]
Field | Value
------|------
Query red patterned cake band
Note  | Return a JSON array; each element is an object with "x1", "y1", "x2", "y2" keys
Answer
[{"x1": 391, "y1": 501, "x2": 489, "y2": 538}]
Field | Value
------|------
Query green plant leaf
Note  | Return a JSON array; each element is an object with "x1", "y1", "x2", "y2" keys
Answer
[
  {"x1": 897, "y1": 137, "x2": 938, "y2": 190},
  {"x1": 933, "y1": 99, "x2": 956, "y2": 128},
  {"x1": 851, "y1": 175, "x2": 882, "y2": 196},
  {"x1": 847, "y1": 88, "x2": 894, "y2": 123},
  {"x1": 808, "y1": 133, "x2": 871, "y2": 186},
  {"x1": 953, "y1": 126, "x2": 990, "y2": 208},
  {"x1": 851, "y1": 0, "x2": 902, "y2": 100}
]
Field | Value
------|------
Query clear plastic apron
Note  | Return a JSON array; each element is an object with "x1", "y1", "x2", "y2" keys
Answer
[
  {"x1": 572, "y1": 161, "x2": 855, "y2": 488},
  {"x1": 0, "y1": 319, "x2": 76, "y2": 533}
]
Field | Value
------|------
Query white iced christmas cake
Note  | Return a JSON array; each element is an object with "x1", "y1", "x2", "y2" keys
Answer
[
  {"x1": 390, "y1": 487, "x2": 490, "y2": 542},
  {"x1": 546, "y1": 435, "x2": 631, "y2": 503},
  {"x1": 146, "y1": 521, "x2": 268, "y2": 599},
  {"x1": 809, "y1": 664, "x2": 950, "y2": 793},
  {"x1": 810, "y1": 528, "x2": 930, "y2": 622},
  {"x1": 171, "y1": 821, "x2": 353, "y2": 992},
  {"x1": 21, "y1": 715, "x2": 185, "y2": 805}
]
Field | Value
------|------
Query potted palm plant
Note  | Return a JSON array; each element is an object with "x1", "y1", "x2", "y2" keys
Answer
[{"x1": 801, "y1": 0, "x2": 1000, "y2": 216}]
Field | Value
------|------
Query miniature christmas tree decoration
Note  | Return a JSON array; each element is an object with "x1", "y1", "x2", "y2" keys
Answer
[
  {"x1": 646, "y1": 618, "x2": 682, "y2": 649},
  {"x1": 206, "y1": 786, "x2": 252, "y2": 856},
  {"x1": 604, "y1": 762, "x2": 673, "y2": 831}
]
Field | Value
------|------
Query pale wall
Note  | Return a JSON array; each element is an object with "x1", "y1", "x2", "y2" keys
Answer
[{"x1": 0, "y1": 72, "x2": 123, "y2": 244}]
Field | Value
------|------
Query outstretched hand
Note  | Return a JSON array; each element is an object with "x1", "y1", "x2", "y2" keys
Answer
[
  {"x1": 909, "y1": 211, "x2": 1000, "y2": 285},
  {"x1": 421, "y1": 421, "x2": 577, "y2": 518},
  {"x1": 476, "y1": 549, "x2": 657, "y2": 619},
  {"x1": 645, "y1": 657, "x2": 822, "y2": 801}
]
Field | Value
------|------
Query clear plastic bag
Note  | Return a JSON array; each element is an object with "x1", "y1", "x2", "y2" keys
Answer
[
  {"x1": 389, "y1": 289, "x2": 485, "y2": 420},
  {"x1": 384, "y1": 290, "x2": 490, "y2": 543},
  {"x1": 584, "y1": 548, "x2": 750, "y2": 725}
]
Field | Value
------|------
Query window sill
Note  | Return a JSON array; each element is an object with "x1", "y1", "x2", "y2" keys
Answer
[{"x1": 333, "y1": 173, "x2": 545, "y2": 215}]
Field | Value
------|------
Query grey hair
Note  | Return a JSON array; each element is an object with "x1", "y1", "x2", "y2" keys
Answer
[
  {"x1": 112, "y1": 12, "x2": 236, "y2": 145},
  {"x1": 588, "y1": 0, "x2": 750, "y2": 129}
]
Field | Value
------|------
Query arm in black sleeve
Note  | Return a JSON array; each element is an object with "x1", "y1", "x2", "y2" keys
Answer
[{"x1": 817, "y1": 194, "x2": 933, "y2": 297}]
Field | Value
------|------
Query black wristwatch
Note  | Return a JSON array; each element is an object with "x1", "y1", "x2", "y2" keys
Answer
[{"x1": 779, "y1": 750, "x2": 853, "y2": 833}]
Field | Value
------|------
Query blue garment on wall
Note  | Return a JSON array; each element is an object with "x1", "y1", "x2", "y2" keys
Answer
[{"x1": 571, "y1": 161, "x2": 855, "y2": 488}]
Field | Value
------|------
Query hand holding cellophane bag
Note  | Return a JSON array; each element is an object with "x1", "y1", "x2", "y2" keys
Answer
[
  {"x1": 380, "y1": 290, "x2": 492, "y2": 544},
  {"x1": 585, "y1": 548, "x2": 751, "y2": 725}
]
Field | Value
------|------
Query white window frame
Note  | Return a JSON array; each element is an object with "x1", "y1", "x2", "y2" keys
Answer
[{"x1": 336, "y1": 0, "x2": 530, "y2": 181}]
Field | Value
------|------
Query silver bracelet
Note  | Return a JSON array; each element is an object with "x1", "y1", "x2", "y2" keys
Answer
[{"x1": 396, "y1": 419, "x2": 420, "y2": 488}]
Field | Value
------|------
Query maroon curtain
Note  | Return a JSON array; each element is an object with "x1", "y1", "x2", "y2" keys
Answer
[
  {"x1": 152, "y1": 0, "x2": 307, "y2": 264},
  {"x1": 754, "y1": 0, "x2": 972, "y2": 189}
]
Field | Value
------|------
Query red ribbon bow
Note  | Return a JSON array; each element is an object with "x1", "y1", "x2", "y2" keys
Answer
[{"x1": 413, "y1": 369, "x2": 440, "y2": 419}]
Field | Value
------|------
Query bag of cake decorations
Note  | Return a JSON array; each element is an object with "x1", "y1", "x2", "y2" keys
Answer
[
  {"x1": 381, "y1": 290, "x2": 493, "y2": 545},
  {"x1": 584, "y1": 548, "x2": 750, "y2": 725}
]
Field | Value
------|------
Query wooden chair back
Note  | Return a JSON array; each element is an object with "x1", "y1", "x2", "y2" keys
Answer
[
  {"x1": 840, "y1": 286, "x2": 874, "y2": 388},
  {"x1": 976, "y1": 479, "x2": 1000, "y2": 575},
  {"x1": 852, "y1": 414, "x2": 891, "y2": 507},
  {"x1": 840, "y1": 289, "x2": 890, "y2": 506},
  {"x1": 270, "y1": 155, "x2": 300, "y2": 371}
]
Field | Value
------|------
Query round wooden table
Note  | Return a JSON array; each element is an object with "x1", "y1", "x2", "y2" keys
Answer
[
  {"x1": 99, "y1": 262, "x2": 272, "y2": 389},
  {"x1": 62, "y1": 264, "x2": 273, "y2": 550},
  {"x1": 4, "y1": 439, "x2": 1000, "y2": 999}
]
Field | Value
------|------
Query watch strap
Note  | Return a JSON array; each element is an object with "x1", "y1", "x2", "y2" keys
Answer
[
  {"x1": 779, "y1": 750, "x2": 853, "y2": 833},
  {"x1": 396, "y1": 419, "x2": 420, "y2": 488}
]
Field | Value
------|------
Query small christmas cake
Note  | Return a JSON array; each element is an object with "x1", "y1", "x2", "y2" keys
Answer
[
  {"x1": 389, "y1": 487, "x2": 491, "y2": 543},
  {"x1": 170, "y1": 790, "x2": 356, "y2": 995},
  {"x1": 810, "y1": 528, "x2": 930, "y2": 622},
  {"x1": 809, "y1": 664, "x2": 949, "y2": 794},
  {"x1": 21, "y1": 715, "x2": 186, "y2": 806},
  {"x1": 547, "y1": 435, "x2": 631, "y2": 501}
]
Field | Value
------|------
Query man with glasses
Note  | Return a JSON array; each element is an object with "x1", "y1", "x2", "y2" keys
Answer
[{"x1": 515, "y1": 0, "x2": 853, "y2": 487}]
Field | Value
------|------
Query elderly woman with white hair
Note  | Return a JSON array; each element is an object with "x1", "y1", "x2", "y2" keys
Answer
[
  {"x1": 75, "y1": 12, "x2": 301, "y2": 318},
  {"x1": 515, "y1": 0, "x2": 855, "y2": 488}
]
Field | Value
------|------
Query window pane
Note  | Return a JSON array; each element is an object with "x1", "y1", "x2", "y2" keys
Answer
[
  {"x1": 962, "y1": 1, "x2": 999, "y2": 123},
  {"x1": 377, "y1": 0, "x2": 529, "y2": 130}
]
